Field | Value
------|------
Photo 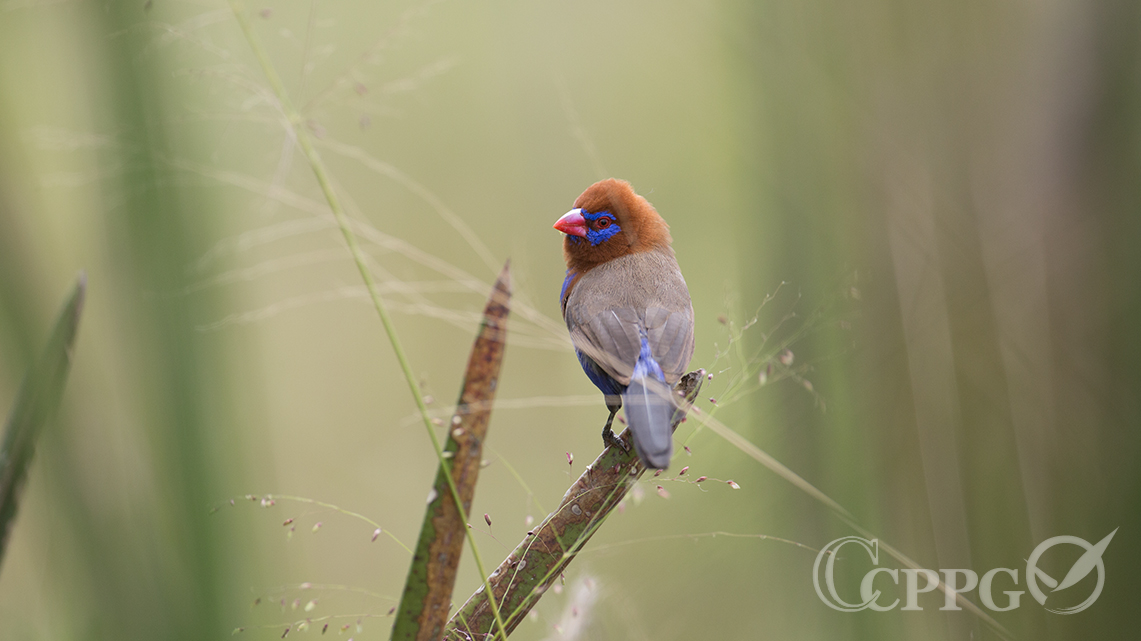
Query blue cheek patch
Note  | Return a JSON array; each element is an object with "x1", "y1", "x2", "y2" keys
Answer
[{"x1": 582, "y1": 211, "x2": 621, "y2": 246}]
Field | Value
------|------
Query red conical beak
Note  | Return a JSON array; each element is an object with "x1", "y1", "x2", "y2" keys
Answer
[{"x1": 553, "y1": 208, "x2": 588, "y2": 237}]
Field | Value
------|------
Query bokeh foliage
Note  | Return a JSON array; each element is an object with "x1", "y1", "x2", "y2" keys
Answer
[{"x1": 0, "y1": 1, "x2": 1137, "y2": 640}]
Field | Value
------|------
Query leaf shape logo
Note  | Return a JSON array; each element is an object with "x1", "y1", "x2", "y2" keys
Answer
[
  {"x1": 1053, "y1": 528, "x2": 1117, "y2": 593},
  {"x1": 1026, "y1": 528, "x2": 1117, "y2": 614}
]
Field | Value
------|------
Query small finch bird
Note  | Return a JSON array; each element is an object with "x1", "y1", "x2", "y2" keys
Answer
[{"x1": 553, "y1": 179, "x2": 694, "y2": 469}]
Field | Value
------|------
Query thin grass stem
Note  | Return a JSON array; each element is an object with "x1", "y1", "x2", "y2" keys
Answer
[{"x1": 226, "y1": 4, "x2": 508, "y2": 638}]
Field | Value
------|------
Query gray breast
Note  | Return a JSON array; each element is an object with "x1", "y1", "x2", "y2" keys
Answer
[{"x1": 564, "y1": 250, "x2": 695, "y2": 385}]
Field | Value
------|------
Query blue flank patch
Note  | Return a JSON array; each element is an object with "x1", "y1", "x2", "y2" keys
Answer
[
  {"x1": 576, "y1": 349, "x2": 627, "y2": 396},
  {"x1": 575, "y1": 334, "x2": 665, "y2": 397},
  {"x1": 582, "y1": 211, "x2": 621, "y2": 246}
]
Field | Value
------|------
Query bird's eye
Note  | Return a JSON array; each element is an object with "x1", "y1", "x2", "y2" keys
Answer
[{"x1": 596, "y1": 217, "x2": 611, "y2": 229}]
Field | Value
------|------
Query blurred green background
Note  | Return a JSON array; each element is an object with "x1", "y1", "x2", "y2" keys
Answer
[{"x1": 0, "y1": 1, "x2": 1137, "y2": 639}]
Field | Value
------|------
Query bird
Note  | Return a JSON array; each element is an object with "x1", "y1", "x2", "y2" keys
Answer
[{"x1": 553, "y1": 178, "x2": 694, "y2": 469}]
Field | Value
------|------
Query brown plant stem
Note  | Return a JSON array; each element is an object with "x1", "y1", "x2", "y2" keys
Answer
[
  {"x1": 444, "y1": 369, "x2": 704, "y2": 639},
  {"x1": 392, "y1": 263, "x2": 511, "y2": 641}
]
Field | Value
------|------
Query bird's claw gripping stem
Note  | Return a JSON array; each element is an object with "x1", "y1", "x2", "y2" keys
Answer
[
  {"x1": 601, "y1": 404, "x2": 629, "y2": 452},
  {"x1": 601, "y1": 425, "x2": 629, "y2": 452}
]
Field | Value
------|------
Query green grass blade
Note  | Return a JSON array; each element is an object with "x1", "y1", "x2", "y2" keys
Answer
[
  {"x1": 226, "y1": 6, "x2": 512, "y2": 637},
  {"x1": 0, "y1": 273, "x2": 86, "y2": 570}
]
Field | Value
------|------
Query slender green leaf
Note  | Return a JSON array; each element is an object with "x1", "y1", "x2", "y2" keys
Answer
[{"x1": 0, "y1": 274, "x2": 86, "y2": 570}]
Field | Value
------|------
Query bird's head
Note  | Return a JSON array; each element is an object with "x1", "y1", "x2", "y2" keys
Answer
[{"x1": 553, "y1": 178, "x2": 673, "y2": 272}]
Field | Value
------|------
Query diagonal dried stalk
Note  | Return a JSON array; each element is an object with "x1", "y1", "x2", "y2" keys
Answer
[
  {"x1": 393, "y1": 263, "x2": 511, "y2": 641},
  {"x1": 444, "y1": 370, "x2": 704, "y2": 639}
]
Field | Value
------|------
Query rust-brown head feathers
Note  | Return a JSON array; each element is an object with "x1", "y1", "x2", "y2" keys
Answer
[{"x1": 555, "y1": 178, "x2": 673, "y2": 274}]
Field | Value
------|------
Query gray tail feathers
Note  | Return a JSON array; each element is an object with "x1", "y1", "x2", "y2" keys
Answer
[{"x1": 623, "y1": 374, "x2": 675, "y2": 469}]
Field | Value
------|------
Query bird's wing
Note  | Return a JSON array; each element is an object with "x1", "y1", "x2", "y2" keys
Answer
[
  {"x1": 642, "y1": 305, "x2": 695, "y2": 383},
  {"x1": 564, "y1": 252, "x2": 695, "y2": 386},
  {"x1": 568, "y1": 306, "x2": 643, "y2": 386}
]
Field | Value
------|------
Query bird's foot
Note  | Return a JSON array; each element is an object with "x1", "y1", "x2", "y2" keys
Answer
[{"x1": 601, "y1": 425, "x2": 629, "y2": 452}]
